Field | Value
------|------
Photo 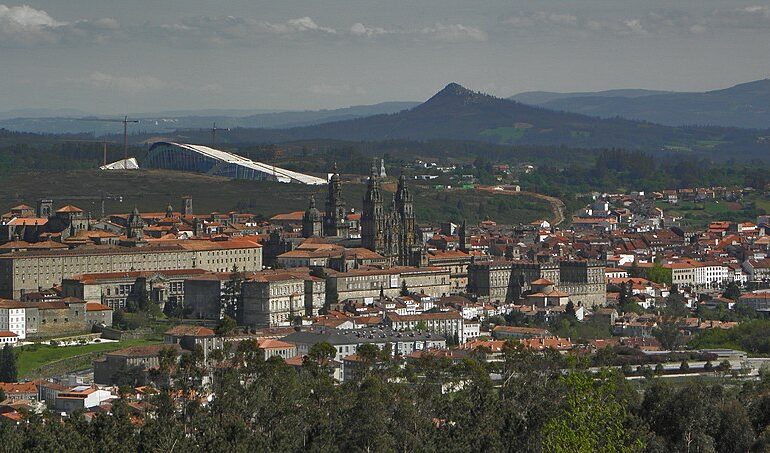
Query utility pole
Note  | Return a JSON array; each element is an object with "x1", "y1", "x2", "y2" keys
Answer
[{"x1": 62, "y1": 139, "x2": 118, "y2": 166}]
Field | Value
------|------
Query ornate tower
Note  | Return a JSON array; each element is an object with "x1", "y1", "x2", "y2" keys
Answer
[
  {"x1": 362, "y1": 164, "x2": 385, "y2": 254},
  {"x1": 324, "y1": 164, "x2": 347, "y2": 237},
  {"x1": 395, "y1": 172, "x2": 417, "y2": 265},
  {"x1": 302, "y1": 196, "x2": 323, "y2": 238},
  {"x1": 37, "y1": 199, "x2": 53, "y2": 218},
  {"x1": 459, "y1": 219, "x2": 471, "y2": 252},
  {"x1": 182, "y1": 196, "x2": 193, "y2": 216},
  {"x1": 127, "y1": 207, "x2": 144, "y2": 240}
]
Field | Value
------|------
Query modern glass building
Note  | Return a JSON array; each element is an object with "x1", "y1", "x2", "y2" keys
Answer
[{"x1": 143, "y1": 142, "x2": 326, "y2": 185}]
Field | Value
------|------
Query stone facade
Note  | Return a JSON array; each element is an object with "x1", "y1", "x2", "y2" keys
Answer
[
  {"x1": 241, "y1": 270, "x2": 326, "y2": 328},
  {"x1": 361, "y1": 169, "x2": 420, "y2": 266},
  {"x1": 0, "y1": 237, "x2": 262, "y2": 299},
  {"x1": 0, "y1": 298, "x2": 109, "y2": 339},
  {"x1": 326, "y1": 266, "x2": 451, "y2": 302},
  {"x1": 469, "y1": 259, "x2": 606, "y2": 308},
  {"x1": 183, "y1": 275, "x2": 226, "y2": 320},
  {"x1": 61, "y1": 269, "x2": 208, "y2": 310},
  {"x1": 427, "y1": 250, "x2": 471, "y2": 294}
]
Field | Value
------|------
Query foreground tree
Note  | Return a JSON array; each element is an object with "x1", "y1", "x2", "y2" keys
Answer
[
  {"x1": 542, "y1": 372, "x2": 645, "y2": 452},
  {"x1": 0, "y1": 343, "x2": 18, "y2": 382},
  {"x1": 653, "y1": 323, "x2": 683, "y2": 351},
  {"x1": 221, "y1": 265, "x2": 245, "y2": 320}
]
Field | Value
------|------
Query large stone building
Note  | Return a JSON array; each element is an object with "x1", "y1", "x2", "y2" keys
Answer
[
  {"x1": 0, "y1": 236, "x2": 263, "y2": 299},
  {"x1": 361, "y1": 169, "x2": 421, "y2": 266},
  {"x1": 61, "y1": 269, "x2": 208, "y2": 310},
  {"x1": 241, "y1": 269, "x2": 326, "y2": 328},
  {"x1": 427, "y1": 249, "x2": 472, "y2": 293},
  {"x1": 0, "y1": 298, "x2": 110, "y2": 339},
  {"x1": 468, "y1": 259, "x2": 606, "y2": 307},
  {"x1": 1, "y1": 203, "x2": 90, "y2": 243},
  {"x1": 183, "y1": 268, "x2": 326, "y2": 328},
  {"x1": 325, "y1": 266, "x2": 451, "y2": 302}
]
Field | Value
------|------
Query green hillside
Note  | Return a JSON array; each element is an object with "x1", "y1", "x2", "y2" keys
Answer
[{"x1": 0, "y1": 169, "x2": 552, "y2": 225}]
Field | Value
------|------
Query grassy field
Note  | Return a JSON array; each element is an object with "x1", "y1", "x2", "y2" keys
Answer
[
  {"x1": 655, "y1": 198, "x2": 763, "y2": 230},
  {"x1": 0, "y1": 169, "x2": 553, "y2": 225},
  {"x1": 16, "y1": 338, "x2": 162, "y2": 379}
]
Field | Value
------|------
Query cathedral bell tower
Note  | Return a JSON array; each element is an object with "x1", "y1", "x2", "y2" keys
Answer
[
  {"x1": 361, "y1": 164, "x2": 385, "y2": 254},
  {"x1": 127, "y1": 207, "x2": 145, "y2": 240},
  {"x1": 323, "y1": 163, "x2": 348, "y2": 237},
  {"x1": 395, "y1": 171, "x2": 417, "y2": 265},
  {"x1": 302, "y1": 196, "x2": 323, "y2": 238}
]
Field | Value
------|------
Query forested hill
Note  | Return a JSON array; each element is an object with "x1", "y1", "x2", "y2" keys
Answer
[
  {"x1": 189, "y1": 83, "x2": 770, "y2": 158},
  {"x1": 511, "y1": 78, "x2": 770, "y2": 129}
]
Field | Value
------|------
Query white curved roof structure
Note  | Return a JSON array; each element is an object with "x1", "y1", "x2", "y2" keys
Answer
[
  {"x1": 143, "y1": 142, "x2": 326, "y2": 185},
  {"x1": 100, "y1": 157, "x2": 139, "y2": 170}
]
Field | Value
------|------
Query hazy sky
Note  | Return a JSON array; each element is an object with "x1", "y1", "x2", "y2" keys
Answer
[{"x1": 2, "y1": 0, "x2": 770, "y2": 113}]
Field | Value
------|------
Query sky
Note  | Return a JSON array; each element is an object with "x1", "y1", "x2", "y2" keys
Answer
[{"x1": 2, "y1": 0, "x2": 770, "y2": 114}]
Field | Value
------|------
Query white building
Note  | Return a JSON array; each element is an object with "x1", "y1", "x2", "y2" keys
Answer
[
  {"x1": 666, "y1": 261, "x2": 728, "y2": 288},
  {"x1": 0, "y1": 300, "x2": 26, "y2": 340},
  {"x1": 54, "y1": 385, "x2": 114, "y2": 414},
  {"x1": 0, "y1": 331, "x2": 18, "y2": 345}
]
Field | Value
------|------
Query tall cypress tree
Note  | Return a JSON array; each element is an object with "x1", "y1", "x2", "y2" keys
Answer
[{"x1": 0, "y1": 343, "x2": 18, "y2": 382}]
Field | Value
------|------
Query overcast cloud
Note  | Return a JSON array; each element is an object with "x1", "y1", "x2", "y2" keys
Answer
[{"x1": 1, "y1": 1, "x2": 770, "y2": 114}]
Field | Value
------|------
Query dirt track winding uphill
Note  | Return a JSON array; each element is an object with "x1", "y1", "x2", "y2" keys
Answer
[{"x1": 476, "y1": 186, "x2": 566, "y2": 226}]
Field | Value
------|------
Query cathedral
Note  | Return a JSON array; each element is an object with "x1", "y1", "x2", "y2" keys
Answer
[
  {"x1": 361, "y1": 165, "x2": 422, "y2": 266},
  {"x1": 301, "y1": 163, "x2": 423, "y2": 266}
]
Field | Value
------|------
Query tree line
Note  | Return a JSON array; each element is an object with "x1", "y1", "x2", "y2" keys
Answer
[{"x1": 2, "y1": 340, "x2": 770, "y2": 452}]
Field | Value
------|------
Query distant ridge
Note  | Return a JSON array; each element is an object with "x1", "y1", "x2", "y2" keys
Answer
[
  {"x1": 206, "y1": 82, "x2": 768, "y2": 156},
  {"x1": 0, "y1": 101, "x2": 419, "y2": 135},
  {"x1": 510, "y1": 78, "x2": 770, "y2": 128}
]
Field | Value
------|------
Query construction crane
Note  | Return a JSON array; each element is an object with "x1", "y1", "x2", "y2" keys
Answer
[
  {"x1": 62, "y1": 139, "x2": 118, "y2": 166},
  {"x1": 78, "y1": 116, "x2": 139, "y2": 160},
  {"x1": 211, "y1": 122, "x2": 230, "y2": 148}
]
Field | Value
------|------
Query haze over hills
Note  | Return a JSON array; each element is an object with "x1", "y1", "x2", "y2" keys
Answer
[
  {"x1": 0, "y1": 102, "x2": 418, "y2": 135},
  {"x1": 510, "y1": 89, "x2": 671, "y2": 106},
  {"x1": 510, "y1": 79, "x2": 770, "y2": 129},
  {"x1": 176, "y1": 83, "x2": 768, "y2": 158}
]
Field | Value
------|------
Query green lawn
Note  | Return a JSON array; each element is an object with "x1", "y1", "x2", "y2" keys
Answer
[{"x1": 16, "y1": 338, "x2": 162, "y2": 379}]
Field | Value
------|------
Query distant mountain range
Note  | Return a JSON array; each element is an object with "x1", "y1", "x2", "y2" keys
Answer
[
  {"x1": 5, "y1": 80, "x2": 770, "y2": 159},
  {"x1": 179, "y1": 83, "x2": 767, "y2": 157},
  {"x1": 0, "y1": 102, "x2": 418, "y2": 135},
  {"x1": 510, "y1": 79, "x2": 770, "y2": 128}
]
